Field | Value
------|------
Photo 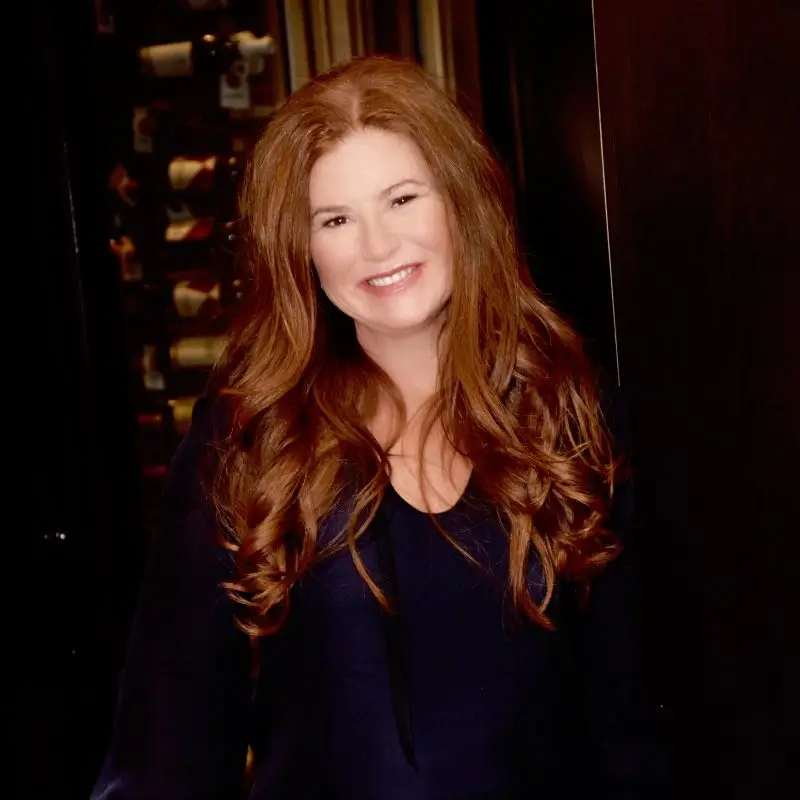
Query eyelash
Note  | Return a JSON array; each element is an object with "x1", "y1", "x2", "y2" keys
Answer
[
  {"x1": 321, "y1": 194, "x2": 419, "y2": 228},
  {"x1": 392, "y1": 193, "x2": 417, "y2": 207}
]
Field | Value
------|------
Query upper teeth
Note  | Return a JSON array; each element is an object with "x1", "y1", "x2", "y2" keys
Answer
[{"x1": 367, "y1": 266, "x2": 414, "y2": 287}]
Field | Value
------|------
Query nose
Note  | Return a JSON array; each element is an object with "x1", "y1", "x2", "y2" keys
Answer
[{"x1": 360, "y1": 212, "x2": 400, "y2": 263}]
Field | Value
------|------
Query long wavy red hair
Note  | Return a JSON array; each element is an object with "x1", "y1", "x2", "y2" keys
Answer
[{"x1": 209, "y1": 55, "x2": 622, "y2": 637}]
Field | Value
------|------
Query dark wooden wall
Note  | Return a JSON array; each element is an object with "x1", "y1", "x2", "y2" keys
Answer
[
  {"x1": 593, "y1": 0, "x2": 799, "y2": 794},
  {"x1": 476, "y1": 0, "x2": 617, "y2": 373},
  {"x1": 476, "y1": 0, "x2": 798, "y2": 793},
  {"x1": 20, "y1": 1, "x2": 146, "y2": 796}
]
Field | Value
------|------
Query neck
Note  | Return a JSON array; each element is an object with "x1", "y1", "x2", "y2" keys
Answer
[{"x1": 357, "y1": 322, "x2": 441, "y2": 415}]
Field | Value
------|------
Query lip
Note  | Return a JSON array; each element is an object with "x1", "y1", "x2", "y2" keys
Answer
[{"x1": 360, "y1": 262, "x2": 424, "y2": 296}]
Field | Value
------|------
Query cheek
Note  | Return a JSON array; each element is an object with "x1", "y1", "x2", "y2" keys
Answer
[
  {"x1": 310, "y1": 238, "x2": 347, "y2": 288},
  {"x1": 418, "y1": 205, "x2": 452, "y2": 259}
]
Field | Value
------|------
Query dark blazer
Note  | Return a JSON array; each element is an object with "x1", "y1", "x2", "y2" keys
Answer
[{"x1": 91, "y1": 394, "x2": 672, "y2": 799}]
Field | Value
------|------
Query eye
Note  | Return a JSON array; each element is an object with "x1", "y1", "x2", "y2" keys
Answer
[
  {"x1": 322, "y1": 215, "x2": 348, "y2": 229},
  {"x1": 391, "y1": 194, "x2": 417, "y2": 208}
]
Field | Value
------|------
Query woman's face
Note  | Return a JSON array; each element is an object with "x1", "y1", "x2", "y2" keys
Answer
[{"x1": 309, "y1": 127, "x2": 452, "y2": 339}]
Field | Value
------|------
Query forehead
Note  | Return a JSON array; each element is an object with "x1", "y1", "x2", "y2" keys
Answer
[{"x1": 308, "y1": 128, "x2": 433, "y2": 203}]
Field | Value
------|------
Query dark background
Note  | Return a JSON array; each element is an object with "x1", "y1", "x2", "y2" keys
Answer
[
  {"x1": 592, "y1": 1, "x2": 799, "y2": 793},
  {"x1": 477, "y1": 0, "x2": 798, "y2": 794},
  {"x1": 21, "y1": 0, "x2": 798, "y2": 796}
]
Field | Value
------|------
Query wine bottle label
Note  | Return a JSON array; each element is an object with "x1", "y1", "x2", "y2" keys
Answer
[
  {"x1": 220, "y1": 59, "x2": 251, "y2": 110},
  {"x1": 168, "y1": 155, "x2": 217, "y2": 191},
  {"x1": 169, "y1": 335, "x2": 226, "y2": 368},
  {"x1": 234, "y1": 32, "x2": 276, "y2": 82},
  {"x1": 139, "y1": 41, "x2": 193, "y2": 77},
  {"x1": 132, "y1": 107, "x2": 155, "y2": 154},
  {"x1": 142, "y1": 345, "x2": 166, "y2": 391},
  {"x1": 165, "y1": 216, "x2": 216, "y2": 242},
  {"x1": 173, "y1": 278, "x2": 222, "y2": 317},
  {"x1": 169, "y1": 396, "x2": 198, "y2": 436}
]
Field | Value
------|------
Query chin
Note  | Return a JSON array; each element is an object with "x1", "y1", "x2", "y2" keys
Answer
[
  {"x1": 373, "y1": 310, "x2": 446, "y2": 337},
  {"x1": 352, "y1": 293, "x2": 450, "y2": 338}
]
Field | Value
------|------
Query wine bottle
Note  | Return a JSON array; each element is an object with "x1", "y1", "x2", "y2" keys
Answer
[
  {"x1": 139, "y1": 30, "x2": 277, "y2": 110},
  {"x1": 138, "y1": 395, "x2": 199, "y2": 440},
  {"x1": 172, "y1": 273, "x2": 244, "y2": 318},
  {"x1": 141, "y1": 271, "x2": 245, "y2": 321},
  {"x1": 166, "y1": 153, "x2": 243, "y2": 194},
  {"x1": 139, "y1": 335, "x2": 228, "y2": 394},
  {"x1": 109, "y1": 234, "x2": 143, "y2": 283},
  {"x1": 166, "y1": 214, "x2": 216, "y2": 243},
  {"x1": 159, "y1": 214, "x2": 239, "y2": 267},
  {"x1": 108, "y1": 162, "x2": 140, "y2": 207},
  {"x1": 138, "y1": 31, "x2": 276, "y2": 79},
  {"x1": 137, "y1": 395, "x2": 200, "y2": 510},
  {"x1": 111, "y1": 154, "x2": 242, "y2": 225},
  {"x1": 170, "y1": 334, "x2": 227, "y2": 368},
  {"x1": 114, "y1": 214, "x2": 239, "y2": 282},
  {"x1": 117, "y1": 153, "x2": 244, "y2": 227},
  {"x1": 163, "y1": 214, "x2": 235, "y2": 245}
]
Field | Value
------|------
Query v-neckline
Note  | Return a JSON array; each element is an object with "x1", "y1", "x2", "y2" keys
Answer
[{"x1": 384, "y1": 470, "x2": 476, "y2": 518}]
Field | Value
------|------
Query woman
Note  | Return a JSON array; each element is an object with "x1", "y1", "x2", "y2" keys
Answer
[{"x1": 93, "y1": 56, "x2": 671, "y2": 798}]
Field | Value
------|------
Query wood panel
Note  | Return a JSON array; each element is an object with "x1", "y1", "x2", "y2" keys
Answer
[{"x1": 594, "y1": 0, "x2": 800, "y2": 794}]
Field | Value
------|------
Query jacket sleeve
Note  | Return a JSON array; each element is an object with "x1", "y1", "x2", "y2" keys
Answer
[
  {"x1": 91, "y1": 398, "x2": 253, "y2": 800},
  {"x1": 577, "y1": 383, "x2": 674, "y2": 798}
]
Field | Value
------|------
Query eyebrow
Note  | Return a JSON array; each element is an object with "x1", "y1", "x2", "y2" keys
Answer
[{"x1": 310, "y1": 178, "x2": 426, "y2": 218}]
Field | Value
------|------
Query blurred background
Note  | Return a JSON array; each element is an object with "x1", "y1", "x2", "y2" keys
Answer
[{"x1": 21, "y1": 0, "x2": 798, "y2": 797}]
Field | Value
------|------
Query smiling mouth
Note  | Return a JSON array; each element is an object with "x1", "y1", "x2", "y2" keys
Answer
[{"x1": 364, "y1": 263, "x2": 419, "y2": 287}]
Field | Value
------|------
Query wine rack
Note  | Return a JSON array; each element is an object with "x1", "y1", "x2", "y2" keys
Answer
[
  {"x1": 93, "y1": 1, "x2": 454, "y2": 538},
  {"x1": 98, "y1": 1, "x2": 284, "y2": 536}
]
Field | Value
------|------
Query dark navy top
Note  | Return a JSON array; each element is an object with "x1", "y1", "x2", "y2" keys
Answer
[{"x1": 91, "y1": 397, "x2": 671, "y2": 799}]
